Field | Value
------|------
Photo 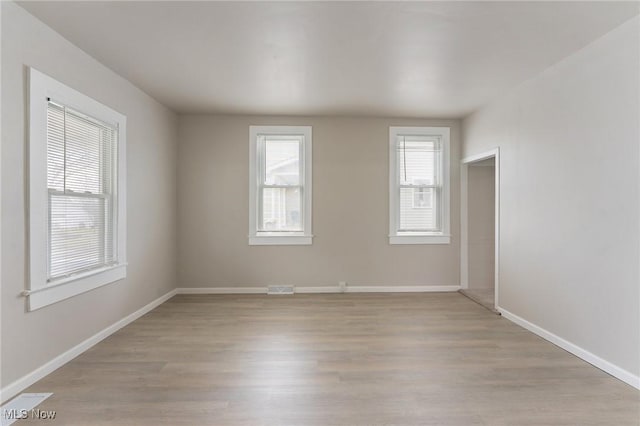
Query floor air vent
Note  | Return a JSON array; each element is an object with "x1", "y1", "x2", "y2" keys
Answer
[{"x1": 267, "y1": 285, "x2": 295, "y2": 295}]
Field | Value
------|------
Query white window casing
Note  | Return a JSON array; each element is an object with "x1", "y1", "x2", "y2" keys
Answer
[
  {"x1": 249, "y1": 125, "x2": 312, "y2": 245},
  {"x1": 27, "y1": 68, "x2": 127, "y2": 310},
  {"x1": 389, "y1": 126, "x2": 451, "y2": 245}
]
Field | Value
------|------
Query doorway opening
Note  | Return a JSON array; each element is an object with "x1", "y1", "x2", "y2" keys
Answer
[{"x1": 460, "y1": 149, "x2": 500, "y2": 313}]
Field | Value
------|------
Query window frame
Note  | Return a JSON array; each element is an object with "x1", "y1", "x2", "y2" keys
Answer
[
  {"x1": 389, "y1": 126, "x2": 451, "y2": 245},
  {"x1": 28, "y1": 68, "x2": 127, "y2": 310},
  {"x1": 249, "y1": 125, "x2": 312, "y2": 245}
]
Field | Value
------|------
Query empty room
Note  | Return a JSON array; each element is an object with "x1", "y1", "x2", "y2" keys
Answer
[{"x1": 1, "y1": 1, "x2": 639, "y2": 425}]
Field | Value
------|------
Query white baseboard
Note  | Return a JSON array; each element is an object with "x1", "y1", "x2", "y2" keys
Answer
[
  {"x1": 345, "y1": 285, "x2": 460, "y2": 293},
  {"x1": 293, "y1": 286, "x2": 340, "y2": 293},
  {"x1": 499, "y1": 307, "x2": 640, "y2": 390},
  {"x1": 177, "y1": 287, "x2": 266, "y2": 294},
  {"x1": 176, "y1": 285, "x2": 460, "y2": 294},
  {"x1": 0, "y1": 289, "x2": 177, "y2": 404}
]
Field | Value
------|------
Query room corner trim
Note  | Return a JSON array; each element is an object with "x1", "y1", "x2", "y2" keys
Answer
[
  {"x1": 0, "y1": 289, "x2": 178, "y2": 404},
  {"x1": 499, "y1": 308, "x2": 640, "y2": 390}
]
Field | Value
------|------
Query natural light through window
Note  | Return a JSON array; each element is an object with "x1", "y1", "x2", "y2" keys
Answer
[
  {"x1": 262, "y1": 138, "x2": 302, "y2": 231},
  {"x1": 249, "y1": 126, "x2": 312, "y2": 245},
  {"x1": 28, "y1": 68, "x2": 127, "y2": 310},
  {"x1": 389, "y1": 127, "x2": 450, "y2": 244},
  {"x1": 47, "y1": 101, "x2": 118, "y2": 280}
]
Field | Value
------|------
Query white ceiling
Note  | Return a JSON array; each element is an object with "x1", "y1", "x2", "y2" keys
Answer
[{"x1": 18, "y1": 1, "x2": 639, "y2": 118}]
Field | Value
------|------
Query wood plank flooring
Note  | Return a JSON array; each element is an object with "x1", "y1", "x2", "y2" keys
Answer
[
  {"x1": 459, "y1": 289, "x2": 495, "y2": 312},
  {"x1": 19, "y1": 293, "x2": 640, "y2": 425}
]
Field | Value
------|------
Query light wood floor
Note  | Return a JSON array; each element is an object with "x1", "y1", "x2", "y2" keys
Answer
[
  {"x1": 459, "y1": 288, "x2": 495, "y2": 312},
  {"x1": 20, "y1": 293, "x2": 639, "y2": 425}
]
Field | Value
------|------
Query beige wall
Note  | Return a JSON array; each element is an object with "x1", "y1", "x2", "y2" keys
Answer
[
  {"x1": 463, "y1": 17, "x2": 639, "y2": 377},
  {"x1": 178, "y1": 115, "x2": 461, "y2": 288},
  {"x1": 467, "y1": 164, "x2": 495, "y2": 289},
  {"x1": 1, "y1": 2, "x2": 178, "y2": 388}
]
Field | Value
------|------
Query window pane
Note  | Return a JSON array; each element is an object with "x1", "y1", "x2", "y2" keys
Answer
[
  {"x1": 49, "y1": 194, "x2": 113, "y2": 279},
  {"x1": 261, "y1": 187, "x2": 302, "y2": 231},
  {"x1": 399, "y1": 187, "x2": 436, "y2": 231},
  {"x1": 46, "y1": 102, "x2": 117, "y2": 280},
  {"x1": 412, "y1": 187, "x2": 433, "y2": 209},
  {"x1": 46, "y1": 103, "x2": 116, "y2": 195},
  {"x1": 64, "y1": 111, "x2": 115, "y2": 194},
  {"x1": 397, "y1": 138, "x2": 437, "y2": 185},
  {"x1": 265, "y1": 138, "x2": 300, "y2": 185}
]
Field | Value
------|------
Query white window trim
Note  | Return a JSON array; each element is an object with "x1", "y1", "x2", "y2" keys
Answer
[
  {"x1": 389, "y1": 126, "x2": 451, "y2": 245},
  {"x1": 27, "y1": 68, "x2": 127, "y2": 310},
  {"x1": 249, "y1": 125, "x2": 312, "y2": 245}
]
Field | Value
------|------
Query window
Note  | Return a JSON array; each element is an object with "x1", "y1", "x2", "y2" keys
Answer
[
  {"x1": 389, "y1": 127, "x2": 450, "y2": 244},
  {"x1": 249, "y1": 126, "x2": 312, "y2": 245},
  {"x1": 412, "y1": 188, "x2": 432, "y2": 209},
  {"x1": 28, "y1": 68, "x2": 127, "y2": 310}
]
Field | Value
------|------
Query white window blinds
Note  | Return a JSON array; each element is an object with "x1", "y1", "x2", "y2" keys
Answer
[
  {"x1": 46, "y1": 100, "x2": 118, "y2": 281},
  {"x1": 397, "y1": 135, "x2": 442, "y2": 232},
  {"x1": 389, "y1": 126, "x2": 450, "y2": 244},
  {"x1": 259, "y1": 135, "x2": 303, "y2": 232}
]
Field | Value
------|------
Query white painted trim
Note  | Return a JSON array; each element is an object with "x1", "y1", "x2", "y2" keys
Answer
[
  {"x1": 494, "y1": 151, "x2": 500, "y2": 309},
  {"x1": 248, "y1": 125, "x2": 312, "y2": 245},
  {"x1": 177, "y1": 287, "x2": 266, "y2": 294},
  {"x1": 0, "y1": 289, "x2": 177, "y2": 404},
  {"x1": 27, "y1": 68, "x2": 127, "y2": 311},
  {"x1": 294, "y1": 286, "x2": 342, "y2": 293},
  {"x1": 461, "y1": 150, "x2": 499, "y2": 164},
  {"x1": 0, "y1": 3, "x2": 3, "y2": 404},
  {"x1": 389, "y1": 235, "x2": 451, "y2": 245},
  {"x1": 460, "y1": 148, "x2": 500, "y2": 310},
  {"x1": 460, "y1": 163, "x2": 468, "y2": 289},
  {"x1": 389, "y1": 126, "x2": 451, "y2": 245},
  {"x1": 176, "y1": 285, "x2": 460, "y2": 294},
  {"x1": 344, "y1": 285, "x2": 460, "y2": 293},
  {"x1": 28, "y1": 264, "x2": 126, "y2": 311},
  {"x1": 248, "y1": 235, "x2": 313, "y2": 246},
  {"x1": 499, "y1": 308, "x2": 640, "y2": 390}
]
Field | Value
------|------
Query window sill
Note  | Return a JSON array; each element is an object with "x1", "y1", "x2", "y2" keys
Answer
[
  {"x1": 249, "y1": 234, "x2": 313, "y2": 246},
  {"x1": 389, "y1": 234, "x2": 451, "y2": 245},
  {"x1": 26, "y1": 263, "x2": 127, "y2": 311}
]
